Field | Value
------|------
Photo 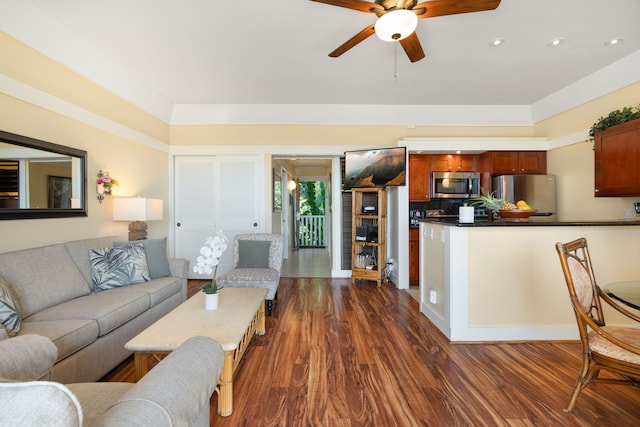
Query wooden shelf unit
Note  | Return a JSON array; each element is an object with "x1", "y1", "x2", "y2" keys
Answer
[{"x1": 351, "y1": 187, "x2": 386, "y2": 287}]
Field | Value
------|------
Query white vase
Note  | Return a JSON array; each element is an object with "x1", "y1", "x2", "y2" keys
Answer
[{"x1": 204, "y1": 293, "x2": 219, "y2": 310}]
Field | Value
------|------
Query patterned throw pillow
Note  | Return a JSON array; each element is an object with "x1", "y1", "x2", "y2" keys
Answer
[
  {"x1": 89, "y1": 243, "x2": 150, "y2": 291},
  {"x1": 0, "y1": 276, "x2": 20, "y2": 337}
]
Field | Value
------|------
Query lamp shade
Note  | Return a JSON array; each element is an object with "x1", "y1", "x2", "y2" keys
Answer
[
  {"x1": 374, "y1": 9, "x2": 418, "y2": 42},
  {"x1": 113, "y1": 197, "x2": 163, "y2": 221}
]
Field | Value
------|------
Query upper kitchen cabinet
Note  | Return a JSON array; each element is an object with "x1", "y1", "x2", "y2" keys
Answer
[
  {"x1": 483, "y1": 151, "x2": 547, "y2": 175},
  {"x1": 409, "y1": 154, "x2": 430, "y2": 201},
  {"x1": 594, "y1": 118, "x2": 640, "y2": 197},
  {"x1": 430, "y1": 154, "x2": 478, "y2": 172}
]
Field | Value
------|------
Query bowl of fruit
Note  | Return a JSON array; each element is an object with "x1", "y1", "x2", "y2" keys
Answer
[
  {"x1": 471, "y1": 190, "x2": 537, "y2": 222},
  {"x1": 497, "y1": 200, "x2": 537, "y2": 222}
]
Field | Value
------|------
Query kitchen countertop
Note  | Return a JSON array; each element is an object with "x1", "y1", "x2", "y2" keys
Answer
[{"x1": 420, "y1": 218, "x2": 640, "y2": 227}]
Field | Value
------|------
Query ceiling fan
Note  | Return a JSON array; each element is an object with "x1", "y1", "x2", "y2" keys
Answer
[{"x1": 310, "y1": 0, "x2": 501, "y2": 63}]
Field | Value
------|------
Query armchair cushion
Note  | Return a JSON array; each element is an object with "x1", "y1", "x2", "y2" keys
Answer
[
  {"x1": 218, "y1": 268, "x2": 279, "y2": 300},
  {"x1": 590, "y1": 326, "x2": 640, "y2": 364},
  {"x1": 0, "y1": 381, "x2": 83, "y2": 427},
  {"x1": 237, "y1": 240, "x2": 271, "y2": 268}
]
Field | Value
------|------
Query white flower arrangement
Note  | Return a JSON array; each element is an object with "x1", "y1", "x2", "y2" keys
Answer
[{"x1": 193, "y1": 231, "x2": 228, "y2": 294}]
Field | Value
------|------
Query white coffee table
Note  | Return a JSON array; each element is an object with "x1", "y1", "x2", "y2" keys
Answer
[{"x1": 125, "y1": 287, "x2": 267, "y2": 416}]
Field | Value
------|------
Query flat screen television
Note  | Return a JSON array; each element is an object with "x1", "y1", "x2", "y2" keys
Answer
[{"x1": 344, "y1": 146, "x2": 406, "y2": 189}]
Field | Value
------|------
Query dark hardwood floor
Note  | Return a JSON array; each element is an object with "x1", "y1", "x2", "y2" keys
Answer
[{"x1": 104, "y1": 278, "x2": 640, "y2": 426}]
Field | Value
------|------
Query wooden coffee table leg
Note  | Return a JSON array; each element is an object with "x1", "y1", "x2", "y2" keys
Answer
[
  {"x1": 133, "y1": 352, "x2": 149, "y2": 381},
  {"x1": 257, "y1": 300, "x2": 266, "y2": 335},
  {"x1": 217, "y1": 350, "x2": 234, "y2": 416}
]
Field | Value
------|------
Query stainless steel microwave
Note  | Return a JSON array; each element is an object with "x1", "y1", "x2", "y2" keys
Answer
[{"x1": 431, "y1": 172, "x2": 481, "y2": 199}]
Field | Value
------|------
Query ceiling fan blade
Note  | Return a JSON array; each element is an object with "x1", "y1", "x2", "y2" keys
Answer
[
  {"x1": 310, "y1": 0, "x2": 384, "y2": 13},
  {"x1": 413, "y1": 0, "x2": 500, "y2": 19},
  {"x1": 399, "y1": 32, "x2": 425, "y2": 63},
  {"x1": 329, "y1": 24, "x2": 376, "y2": 57}
]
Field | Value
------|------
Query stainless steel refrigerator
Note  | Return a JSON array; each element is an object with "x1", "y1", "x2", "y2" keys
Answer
[{"x1": 492, "y1": 175, "x2": 557, "y2": 222}]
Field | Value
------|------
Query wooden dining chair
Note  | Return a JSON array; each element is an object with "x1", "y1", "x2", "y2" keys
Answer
[{"x1": 555, "y1": 237, "x2": 640, "y2": 412}]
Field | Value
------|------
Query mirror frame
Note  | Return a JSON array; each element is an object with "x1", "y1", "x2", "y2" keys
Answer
[{"x1": 0, "y1": 130, "x2": 87, "y2": 220}]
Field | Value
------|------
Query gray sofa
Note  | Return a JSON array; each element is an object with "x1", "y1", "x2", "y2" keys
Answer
[
  {"x1": 0, "y1": 236, "x2": 188, "y2": 384},
  {"x1": 0, "y1": 334, "x2": 223, "y2": 426}
]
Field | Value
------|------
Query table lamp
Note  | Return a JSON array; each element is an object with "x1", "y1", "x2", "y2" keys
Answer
[{"x1": 113, "y1": 197, "x2": 163, "y2": 241}]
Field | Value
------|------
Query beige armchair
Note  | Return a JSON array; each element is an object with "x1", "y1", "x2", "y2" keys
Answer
[
  {"x1": 217, "y1": 233, "x2": 283, "y2": 316},
  {"x1": 0, "y1": 335, "x2": 223, "y2": 426}
]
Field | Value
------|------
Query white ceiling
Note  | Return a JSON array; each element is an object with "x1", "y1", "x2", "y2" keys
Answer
[{"x1": 1, "y1": 0, "x2": 640, "y2": 125}]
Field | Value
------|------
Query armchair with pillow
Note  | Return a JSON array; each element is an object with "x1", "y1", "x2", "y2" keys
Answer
[
  {"x1": 0, "y1": 334, "x2": 223, "y2": 427},
  {"x1": 217, "y1": 233, "x2": 283, "y2": 316}
]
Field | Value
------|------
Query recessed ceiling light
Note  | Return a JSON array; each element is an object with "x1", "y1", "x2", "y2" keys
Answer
[
  {"x1": 605, "y1": 38, "x2": 623, "y2": 46},
  {"x1": 546, "y1": 38, "x2": 564, "y2": 47},
  {"x1": 489, "y1": 38, "x2": 505, "y2": 47}
]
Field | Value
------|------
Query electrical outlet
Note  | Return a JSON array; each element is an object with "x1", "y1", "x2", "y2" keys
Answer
[
  {"x1": 429, "y1": 289, "x2": 437, "y2": 304},
  {"x1": 423, "y1": 227, "x2": 433, "y2": 239}
]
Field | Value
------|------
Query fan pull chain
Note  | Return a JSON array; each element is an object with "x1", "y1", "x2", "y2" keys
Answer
[{"x1": 394, "y1": 42, "x2": 398, "y2": 83}]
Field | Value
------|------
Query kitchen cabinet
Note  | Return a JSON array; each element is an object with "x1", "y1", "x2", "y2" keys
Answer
[
  {"x1": 351, "y1": 187, "x2": 386, "y2": 287},
  {"x1": 594, "y1": 118, "x2": 640, "y2": 197},
  {"x1": 409, "y1": 228, "x2": 419, "y2": 286},
  {"x1": 484, "y1": 151, "x2": 546, "y2": 175},
  {"x1": 409, "y1": 154, "x2": 430, "y2": 201},
  {"x1": 430, "y1": 154, "x2": 478, "y2": 172}
]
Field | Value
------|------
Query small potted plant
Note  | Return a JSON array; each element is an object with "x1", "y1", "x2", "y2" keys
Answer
[
  {"x1": 193, "y1": 231, "x2": 228, "y2": 310},
  {"x1": 470, "y1": 188, "x2": 504, "y2": 213}
]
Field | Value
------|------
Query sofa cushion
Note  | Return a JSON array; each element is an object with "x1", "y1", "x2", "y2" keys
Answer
[
  {"x1": 67, "y1": 382, "x2": 133, "y2": 426},
  {"x1": 114, "y1": 237, "x2": 171, "y2": 279},
  {"x1": 0, "y1": 244, "x2": 91, "y2": 318},
  {"x1": 64, "y1": 236, "x2": 121, "y2": 285},
  {"x1": 20, "y1": 319, "x2": 99, "y2": 362},
  {"x1": 0, "y1": 275, "x2": 21, "y2": 336},
  {"x1": 237, "y1": 240, "x2": 271, "y2": 268},
  {"x1": 132, "y1": 277, "x2": 182, "y2": 307},
  {"x1": 25, "y1": 286, "x2": 150, "y2": 337},
  {"x1": 89, "y1": 244, "x2": 150, "y2": 291}
]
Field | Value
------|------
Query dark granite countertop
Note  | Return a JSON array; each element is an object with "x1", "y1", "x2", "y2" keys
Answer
[{"x1": 419, "y1": 218, "x2": 640, "y2": 227}]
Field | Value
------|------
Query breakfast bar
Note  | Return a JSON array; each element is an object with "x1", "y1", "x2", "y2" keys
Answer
[{"x1": 418, "y1": 219, "x2": 640, "y2": 342}]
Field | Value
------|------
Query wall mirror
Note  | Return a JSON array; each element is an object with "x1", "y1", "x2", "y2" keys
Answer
[{"x1": 0, "y1": 130, "x2": 87, "y2": 220}]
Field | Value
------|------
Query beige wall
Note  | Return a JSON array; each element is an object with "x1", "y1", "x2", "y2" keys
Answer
[
  {"x1": 534, "y1": 82, "x2": 640, "y2": 139},
  {"x1": 0, "y1": 93, "x2": 170, "y2": 252},
  {"x1": 170, "y1": 123, "x2": 534, "y2": 149},
  {"x1": 547, "y1": 140, "x2": 639, "y2": 221}
]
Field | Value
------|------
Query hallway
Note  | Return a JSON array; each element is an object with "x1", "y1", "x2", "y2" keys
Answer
[{"x1": 281, "y1": 248, "x2": 331, "y2": 278}]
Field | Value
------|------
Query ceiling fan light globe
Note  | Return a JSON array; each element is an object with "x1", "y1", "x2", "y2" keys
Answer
[{"x1": 374, "y1": 9, "x2": 418, "y2": 42}]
